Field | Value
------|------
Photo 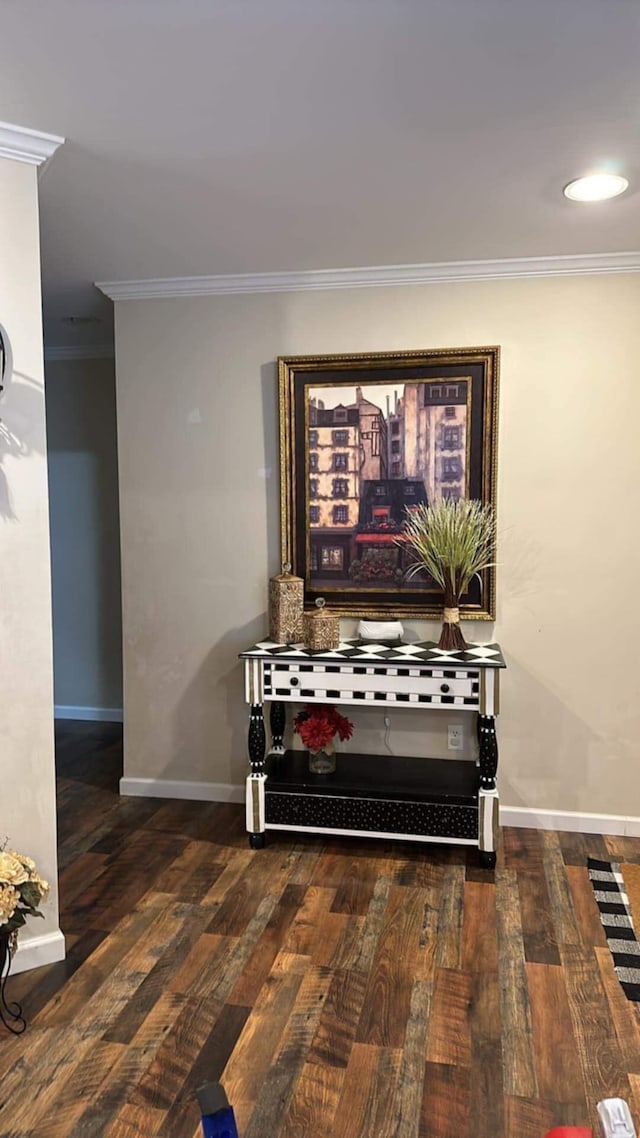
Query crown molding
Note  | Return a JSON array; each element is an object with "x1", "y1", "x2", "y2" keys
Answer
[
  {"x1": 96, "y1": 251, "x2": 640, "y2": 301},
  {"x1": 0, "y1": 121, "x2": 64, "y2": 167},
  {"x1": 44, "y1": 344, "x2": 114, "y2": 362}
]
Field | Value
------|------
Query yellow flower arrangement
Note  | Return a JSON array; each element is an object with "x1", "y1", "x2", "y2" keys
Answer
[
  {"x1": 0, "y1": 847, "x2": 46, "y2": 1033},
  {"x1": 0, "y1": 853, "x2": 29, "y2": 887},
  {"x1": 0, "y1": 844, "x2": 49, "y2": 939},
  {"x1": 0, "y1": 885, "x2": 20, "y2": 925}
]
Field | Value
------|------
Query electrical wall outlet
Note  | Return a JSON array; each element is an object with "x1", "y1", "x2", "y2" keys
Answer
[{"x1": 448, "y1": 724, "x2": 464, "y2": 751}]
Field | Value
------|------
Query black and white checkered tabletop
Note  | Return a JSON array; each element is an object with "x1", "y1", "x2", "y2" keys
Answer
[{"x1": 241, "y1": 638, "x2": 505, "y2": 668}]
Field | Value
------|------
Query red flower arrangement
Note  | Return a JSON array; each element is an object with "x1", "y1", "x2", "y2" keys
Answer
[{"x1": 293, "y1": 704, "x2": 354, "y2": 754}]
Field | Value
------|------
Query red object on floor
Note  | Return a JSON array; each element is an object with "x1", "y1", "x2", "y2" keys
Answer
[{"x1": 543, "y1": 1129, "x2": 593, "y2": 1137}]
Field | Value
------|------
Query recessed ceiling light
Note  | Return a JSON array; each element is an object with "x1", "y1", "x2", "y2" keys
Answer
[{"x1": 563, "y1": 173, "x2": 629, "y2": 202}]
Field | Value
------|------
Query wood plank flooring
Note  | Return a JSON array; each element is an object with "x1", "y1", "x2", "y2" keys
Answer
[{"x1": 2, "y1": 722, "x2": 640, "y2": 1136}]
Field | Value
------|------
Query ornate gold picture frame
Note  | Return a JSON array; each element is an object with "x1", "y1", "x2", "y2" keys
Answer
[{"x1": 278, "y1": 347, "x2": 499, "y2": 620}]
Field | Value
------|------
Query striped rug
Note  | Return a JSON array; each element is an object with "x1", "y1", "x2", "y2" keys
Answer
[{"x1": 588, "y1": 857, "x2": 640, "y2": 1001}]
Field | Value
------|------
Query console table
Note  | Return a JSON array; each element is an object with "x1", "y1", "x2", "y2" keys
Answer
[{"x1": 239, "y1": 638, "x2": 505, "y2": 868}]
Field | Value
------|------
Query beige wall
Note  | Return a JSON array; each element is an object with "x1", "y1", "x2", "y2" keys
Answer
[
  {"x1": 46, "y1": 356, "x2": 122, "y2": 712},
  {"x1": 114, "y1": 273, "x2": 640, "y2": 816},
  {"x1": 0, "y1": 159, "x2": 63, "y2": 967}
]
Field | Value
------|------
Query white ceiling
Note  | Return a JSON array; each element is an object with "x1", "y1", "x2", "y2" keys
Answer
[{"x1": 1, "y1": 0, "x2": 639, "y2": 347}]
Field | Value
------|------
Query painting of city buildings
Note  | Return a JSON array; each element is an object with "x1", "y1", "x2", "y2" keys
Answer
[{"x1": 307, "y1": 379, "x2": 469, "y2": 588}]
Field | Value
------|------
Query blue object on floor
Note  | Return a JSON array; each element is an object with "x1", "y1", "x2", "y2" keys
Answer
[{"x1": 197, "y1": 1083, "x2": 239, "y2": 1138}]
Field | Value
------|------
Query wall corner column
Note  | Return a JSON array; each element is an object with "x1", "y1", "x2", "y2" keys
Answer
[{"x1": 0, "y1": 121, "x2": 66, "y2": 973}]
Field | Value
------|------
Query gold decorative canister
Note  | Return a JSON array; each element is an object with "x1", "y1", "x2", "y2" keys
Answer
[
  {"x1": 269, "y1": 562, "x2": 304, "y2": 644},
  {"x1": 303, "y1": 597, "x2": 340, "y2": 651}
]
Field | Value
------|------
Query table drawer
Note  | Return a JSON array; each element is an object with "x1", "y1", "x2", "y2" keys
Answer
[
  {"x1": 265, "y1": 790, "x2": 479, "y2": 840},
  {"x1": 263, "y1": 661, "x2": 480, "y2": 708}
]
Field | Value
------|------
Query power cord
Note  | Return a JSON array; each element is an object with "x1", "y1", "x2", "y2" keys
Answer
[{"x1": 383, "y1": 714, "x2": 393, "y2": 754}]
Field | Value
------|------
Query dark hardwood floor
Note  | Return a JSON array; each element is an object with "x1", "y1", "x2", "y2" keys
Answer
[{"x1": 1, "y1": 722, "x2": 640, "y2": 1137}]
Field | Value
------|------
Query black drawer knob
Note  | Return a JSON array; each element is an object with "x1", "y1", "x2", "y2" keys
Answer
[
  {"x1": 440, "y1": 683, "x2": 450, "y2": 693},
  {"x1": 290, "y1": 676, "x2": 299, "y2": 687}
]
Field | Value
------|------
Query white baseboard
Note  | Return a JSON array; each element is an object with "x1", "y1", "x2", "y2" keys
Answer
[
  {"x1": 500, "y1": 805, "x2": 635, "y2": 837},
  {"x1": 55, "y1": 705, "x2": 123, "y2": 722},
  {"x1": 119, "y1": 777, "x2": 245, "y2": 803},
  {"x1": 12, "y1": 929, "x2": 66, "y2": 975}
]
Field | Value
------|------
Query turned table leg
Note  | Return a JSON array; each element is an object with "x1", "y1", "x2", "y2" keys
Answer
[
  {"x1": 246, "y1": 703, "x2": 266, "y2": 849},
  {"x1": 269, "y1": 700, "x2": 286, "y2": 756},
  {"x1": 477, "y1": 713, "x2": 499, "y2": 869}
]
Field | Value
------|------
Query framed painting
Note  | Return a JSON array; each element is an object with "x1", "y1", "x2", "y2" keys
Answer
[{"x1": 278, "y1": 346, "x2": 499, "y2": 620}]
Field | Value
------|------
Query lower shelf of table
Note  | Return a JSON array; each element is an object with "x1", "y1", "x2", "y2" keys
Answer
[{"x1": 261, "y1": 750, "x2": 480, "y2": 842}]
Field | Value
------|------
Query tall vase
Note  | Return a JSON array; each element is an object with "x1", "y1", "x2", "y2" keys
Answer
[
  {"x1": 0, "y1": 932, "x2": 26, "y2": 1034},
  {"x1": 439, "y1": 580, "x2": 468, "y2": 651},
  {"x1": 308, "y1": 747, "x2": 336, "y2": 774}
]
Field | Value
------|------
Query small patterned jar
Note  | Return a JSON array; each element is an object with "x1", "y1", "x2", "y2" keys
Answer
[
  {"x1": 269, "y1": 562, "x2": 304, "y2": 644},
  {"x1": 303, "y1": 598, "x2": 340, "y2": 651}
]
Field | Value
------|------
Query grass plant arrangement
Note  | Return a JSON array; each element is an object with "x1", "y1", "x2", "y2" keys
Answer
[{"x1": 400, "y1": 498, "x2": 496, "y2": 650}]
